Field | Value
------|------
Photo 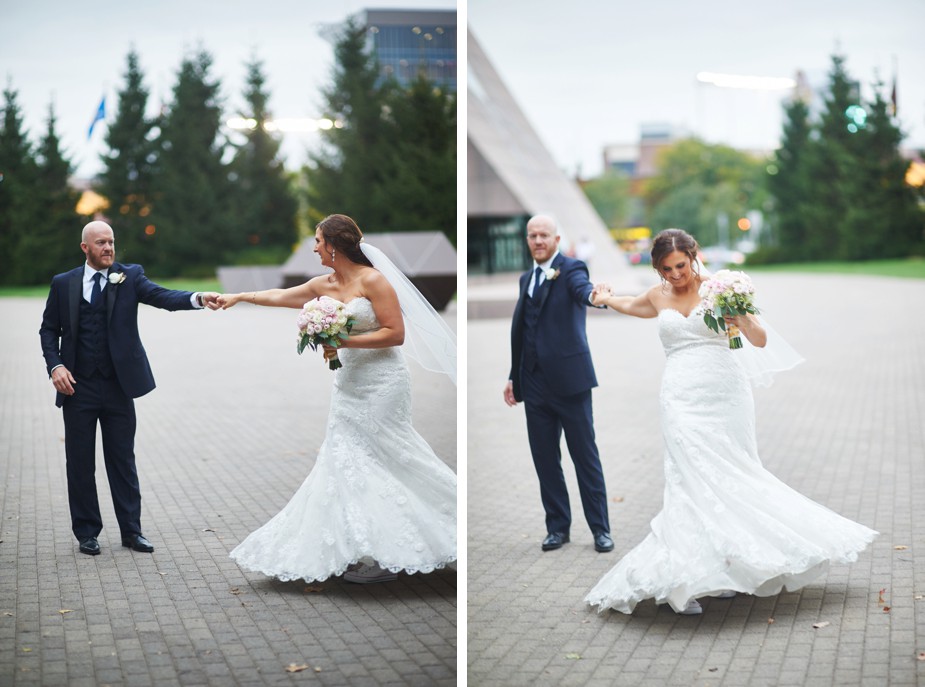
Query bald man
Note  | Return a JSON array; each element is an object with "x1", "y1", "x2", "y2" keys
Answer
[
  {"x1": 504, "y1": 215, "x2": 613, "y2": 554},
  {"x1": 40, "y1": 221, "x2": 220, "y2": 556}
]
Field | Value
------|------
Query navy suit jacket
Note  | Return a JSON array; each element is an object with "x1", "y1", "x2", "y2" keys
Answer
[
  {"x1": 39, "y1": 262, "x2": 197, "y2": 407},
  {"x1": 509, "y1": 254, "x2": 600, "y2": 402}
]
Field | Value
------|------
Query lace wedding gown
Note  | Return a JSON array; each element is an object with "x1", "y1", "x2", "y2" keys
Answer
[
  {"x1": 230, "y1": 297, "x2": 457, "y2": 582},
  {"x1": 586, "y1": 308, "x2": 876, "y2": 614}
]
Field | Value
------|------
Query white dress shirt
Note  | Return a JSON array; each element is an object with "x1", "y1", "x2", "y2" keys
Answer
[
  {"x1": 527, "y1": 252, "x2": 598, "y2": 306},
  {"x1": 528, "y1": 252, "x2": 559, "y2": 297},
  {"x1": 82, "y1": 263, "x2": 202, "y2": 308}
]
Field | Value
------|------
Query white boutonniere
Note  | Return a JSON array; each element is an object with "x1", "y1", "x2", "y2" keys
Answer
[
  {"x1": 544, "y1": 268, "x2": 560, "y2": 281},
  {"x1": 108, "y1": 272, "x2": 126, "y2": 285}
]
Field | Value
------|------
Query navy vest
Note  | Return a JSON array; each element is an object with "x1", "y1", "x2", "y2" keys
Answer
[
  {"x1": 521, "y1": 285, "x2": 543, "y2": 372},
  {"x1": 75, "y1": 292, "x2": 114, "y2": 378}
]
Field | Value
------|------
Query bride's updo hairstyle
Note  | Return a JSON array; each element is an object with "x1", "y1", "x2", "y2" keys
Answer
[
  {"x1": 317, "y1": 214, "x2": 374, "y2": 267},
  {"x1": 650, "y1": 228, "x2": 701, "y2": 284}
]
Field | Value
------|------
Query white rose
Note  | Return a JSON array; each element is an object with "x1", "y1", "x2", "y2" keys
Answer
[{"x1": 108, "y1": 272, "x2": 126, "y2": 285}]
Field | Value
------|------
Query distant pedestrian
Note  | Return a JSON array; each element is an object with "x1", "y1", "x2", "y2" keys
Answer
[{"x1": 575, "y1": 236, "x2": 595, "y2": 267}]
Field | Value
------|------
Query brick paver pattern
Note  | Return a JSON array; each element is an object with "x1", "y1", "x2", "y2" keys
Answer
[
  {"x1": 468, "y1": 273, "x2": 925, "y2": 686},
  {"x1": 1, "y1": 299, "x2": 457, "y2": 686}
]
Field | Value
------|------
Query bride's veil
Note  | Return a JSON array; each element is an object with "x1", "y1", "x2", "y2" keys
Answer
[{"x1": 360, "y1": 242, "x2": 457, "y2": 385}]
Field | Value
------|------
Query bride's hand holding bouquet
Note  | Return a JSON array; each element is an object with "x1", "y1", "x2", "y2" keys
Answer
[
  {"x1": 297, "y1": 296, "x2": 356, "y2": 370},
  {"x1": 698, "y1": 270, "x2": 761, "y2": 349}
]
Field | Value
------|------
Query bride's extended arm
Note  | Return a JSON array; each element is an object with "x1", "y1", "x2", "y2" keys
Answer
[
  {"x1": 337, "y1": 271, "x2": 405, "y2": 349},
  {"x1": 220, "y1": 277, "x2": 325, "y2": 310},
  {"x1": 591, "y1": 286, "x2": 658, "y2": 318}
]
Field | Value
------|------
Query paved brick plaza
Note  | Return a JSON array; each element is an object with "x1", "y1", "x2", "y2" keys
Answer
[
  {"x1": 0, "y1": 298, "x2": 457, "y2": 686},
  {"x1": 467, "y1": 272, "x2": 925, "y2": 686}
]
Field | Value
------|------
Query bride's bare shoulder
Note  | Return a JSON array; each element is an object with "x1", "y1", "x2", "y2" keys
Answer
[{"x1": 644, "y1": 283, "x2": 665, "y2": 304}]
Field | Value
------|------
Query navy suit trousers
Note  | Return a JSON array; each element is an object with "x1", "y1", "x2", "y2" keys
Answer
[
  {"x1": 62, "y1": 374, "x2": 141, "y2": 540},
  {"x1": 522, "y1": 364, "x2": 610, "y2": 536}
]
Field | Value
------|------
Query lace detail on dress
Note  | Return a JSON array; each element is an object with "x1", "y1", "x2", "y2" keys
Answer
[
  {"x1": 585, "y1": 308, "x2": 876, "y2": 614},
  {"x1": 229, "y1": 298, "x2": 457, "y2": 582}
]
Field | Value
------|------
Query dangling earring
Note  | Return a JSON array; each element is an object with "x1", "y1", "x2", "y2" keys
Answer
[{"x1": 331, "y1": 248, "x2": 336, "y2": 262}]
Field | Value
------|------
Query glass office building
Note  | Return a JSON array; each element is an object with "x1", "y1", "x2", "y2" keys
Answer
[{"x1": 364, "y1": 9, "x2": 457, "y2": 91}]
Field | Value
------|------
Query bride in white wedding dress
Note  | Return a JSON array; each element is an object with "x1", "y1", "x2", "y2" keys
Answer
[
  {"x1": 216, "y1": 214, "x2": 456, "y2": 584},
  {"x1": 586, "y1": 229, "x2": 876, "y2": 615}
]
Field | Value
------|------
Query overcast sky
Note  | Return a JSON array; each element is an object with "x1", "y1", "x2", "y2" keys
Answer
[
  {"x1": 1, "y1": 0, "x2": 455, "y2": 179},
  {"x1": 468, "y1": 0, "x2": 925, "y2": 178}
]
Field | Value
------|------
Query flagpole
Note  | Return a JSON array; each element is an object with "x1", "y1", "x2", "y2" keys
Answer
[{"x1": 890, "y1": 55, "x2": 898, "y2": 118}]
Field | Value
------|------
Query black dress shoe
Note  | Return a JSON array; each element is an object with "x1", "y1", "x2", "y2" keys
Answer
[
  {"x1": 593, "y1": 531, "x2": 614, "y2": 552},
  {"x1": 79, "y1": 537, "x2": 100, "y2": 556},
  {"x1": 122, "y1": 534, "x2": 154, "y2": 553},
  {"x1": 541, "y1": 532, "x2": 570, "y2": 551}
]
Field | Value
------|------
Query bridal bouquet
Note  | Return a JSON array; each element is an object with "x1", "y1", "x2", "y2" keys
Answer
[
  {"x1": 296, "y1": 296, "x2": 356, "y2": 370},
  {"x1": 698, "y1": 270, "x2": 759, "y2": 350}
]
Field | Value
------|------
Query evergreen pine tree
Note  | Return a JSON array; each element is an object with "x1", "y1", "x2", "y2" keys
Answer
[
  {"x1": 378, "y1": 74, "x2": 456, "y2": 240},
  {"x1": 23, "y1": 103, "x2": 81, "y2": 282},
  {"x1": 843, "y1": 83, "x2": 925, "y2": 258},
  {"x1": 228, "y1": 56, "x2": 298, "y2": 261},
  {"x1": 801, "y1": 54, "x2": 861, "y2": 260},
  {"x1": 305, "y1": 17, "x2": 396, "y2": 229},
  {"x1": 149, "y1": 49, "x2": 229, "y2": 276},
  {"x1": 0, "y1": 84, "x2": 39, "y2": 285},
  {"x1": 98, "y1": 49, "x2": 159, "y2": 265},
  {"x1": 768, "y1": 96, "x2": 813, "y2": 260}
]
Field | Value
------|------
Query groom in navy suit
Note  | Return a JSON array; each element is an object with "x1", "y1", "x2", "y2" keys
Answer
[
  {"x1": 40, "y1": 221, "x2": 219, "y2": 556},
  {"x1": 504, "y1": 215, "x2": 613, "y2": 553}
]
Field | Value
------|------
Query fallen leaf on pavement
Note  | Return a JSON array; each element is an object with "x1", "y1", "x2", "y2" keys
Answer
[
  {"x1": 3, "y1": 612, "x2": 13, "y2": 617},
  {"x1": 230, "y1": 588, "x2": 244, "y2": 596},
  {"x1": 878, "y1": 589, "x2": 887, "y2": 604},
  {"x1": 285, "y1": 664, "x2": 310, "y2": 673},
  {"x1": 767, "y1": 618, "x2": 775, "y2": 624},
  {"x1": 314, "y1": 667, "x2": 322, "y2": 673},
  {"x1": 894, "y1": 545, "x2": 908, "y2": 550},
  {"x1": 202, "y1": 528, "x2": 215, "y2": 532},
  {"x1": 812, "y1": 621, "x2": 830, "y2": 629},
  {"x1": 303, "y1": 585, "x2": 323, "y2": 593},
  {"x1": 883, "y1": 606, "x2": 891, "y2": 613},
  {"x1": 611, "y1": 496, "x2": 625, "y2": 503},
  {"x1": 917, "y1": 652, "x2": 925, "y2": 662},
  {"x1": 915, "y1": 595, "x2": 924, "y2": 601},
  {"x1": 21, "y1": 647, "x2": 31, "y2": 652},
  {"x1": 708, "y1": 667, "x2": 718, "y2": 672},
  {"x1": 565, "y1": 653, "x2": 581, "y2": 660},
  {"x1": 57, "y1": 609, "x2": 73, "y2": 615}
]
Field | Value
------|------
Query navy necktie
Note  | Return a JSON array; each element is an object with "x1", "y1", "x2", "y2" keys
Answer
[
  {"x1": 531, "y1": 266, "x2": 543, "y2": 297},
  {"x1": 91, "y1": 272, "x2": 103, "y2": 307}
]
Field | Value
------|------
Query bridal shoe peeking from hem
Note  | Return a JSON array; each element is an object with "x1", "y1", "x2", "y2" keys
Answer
[
  {"x1": 677, "y1": 599, "x2": 703, "y2": 615},
  {"x1": 344, "y1": 563, "x2": 398, "y2": 584}
]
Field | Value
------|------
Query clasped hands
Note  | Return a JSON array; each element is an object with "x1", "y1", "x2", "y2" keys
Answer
[
  {"x1": 591, "y1": 282, "x2": 613, "y2": 306},
  {"x1": 204, "y1": 293, "x2": 239, "y2": 310}
]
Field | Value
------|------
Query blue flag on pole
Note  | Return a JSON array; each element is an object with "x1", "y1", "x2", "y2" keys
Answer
[{"x1": 88, "y1": 96, "x2": 106, "y2": 140}]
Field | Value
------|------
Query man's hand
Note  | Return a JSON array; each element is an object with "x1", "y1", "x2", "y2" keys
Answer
[
  {"x1": 503, "y1": 380, "x2": 518, "y2": 407},
  {"x1": 51, "y1": 366, "x2": 77, "y2": 396},
  {"x1": 591, "y1": 282, "x2": 612, "y2": 306},
  {"x1": 199, "y1": 292, "x2": 222, "y2": 310}
]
